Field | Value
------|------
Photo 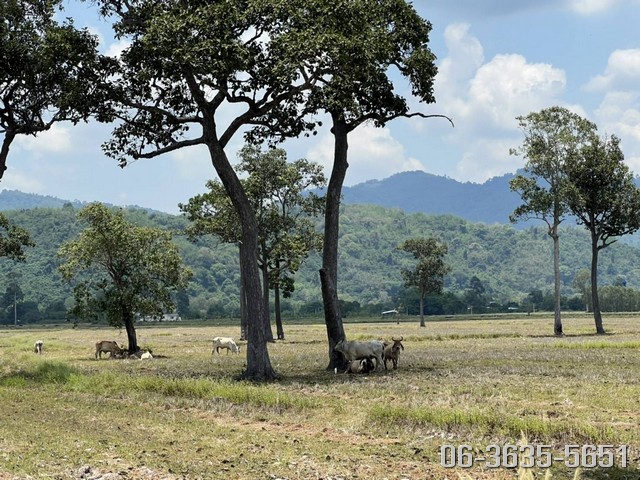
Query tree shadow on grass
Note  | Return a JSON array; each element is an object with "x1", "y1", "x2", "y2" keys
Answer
[{"x1": 0, "y1": 361, "x2": 76, "y2": 385}]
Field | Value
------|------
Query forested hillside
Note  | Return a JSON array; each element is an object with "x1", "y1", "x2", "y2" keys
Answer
[
  {"x1": 1, "y1": 202, "x2": 640, "y2": 323},
  {"x1": 340, "y1": 171, "x2": 521, "y2": 224}
]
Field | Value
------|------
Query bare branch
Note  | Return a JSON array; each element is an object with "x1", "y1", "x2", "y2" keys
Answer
[{"x1": 133, "y1": 136, "x2": 205, "y2": 160}]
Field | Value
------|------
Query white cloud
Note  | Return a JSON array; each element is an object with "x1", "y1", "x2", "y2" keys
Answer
[
  {"x1": 0, "y1": 173, "x2": 44, "y2": 193},
  {"x1": 433, "y1": 25, "x2": 566, "y2": 135},
  {"x1": 106, "y1": 39, "x2": 130, "y2": 58},
  {"x1": 593, "y1": 91, "x2": 640, "y2": 174},
  {"x1": 307, "y1": 124, "x2": 425, "y2": 185},
  {"x1": 421, "y1": 25, "x2": 567, "y2": 182},
  {"x1": 468, "y1": 54, "x2": 566, "y2": 129},
  {"x1": 454, "y1": 138, "x2": 522, "y2": 182},
  {"x1": 14, "y1": 124, "x2": 73, "y2": 154},
  {"x1": 567, "y1": 0, "x2": 620, "y2": 14},
  {"x1": 585, "y1": 49, "x2": 640, "y2": 91},
  {"x1": 437, "y1": 24, "x2": 484, "y2": 94}
]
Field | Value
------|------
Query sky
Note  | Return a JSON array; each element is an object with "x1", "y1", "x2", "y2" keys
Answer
[{"x1": 5, "y1": 0, "x2": 640, "y2": 214}]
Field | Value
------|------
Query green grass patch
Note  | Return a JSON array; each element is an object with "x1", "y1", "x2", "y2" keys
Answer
[
  {"x1": 367, "y1": 405, "x2": 616, "y2": 444},
  {"x1": 65, "y1": 371, "x2": 320, "y2": 411},
  {"x1": 0, "y1": 361, "x2": 78, "y2": 386}
]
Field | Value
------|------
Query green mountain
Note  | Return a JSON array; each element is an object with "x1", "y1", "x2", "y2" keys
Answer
[{"x1": 1, "y1": 201, "x2": 640, "y2": 322}]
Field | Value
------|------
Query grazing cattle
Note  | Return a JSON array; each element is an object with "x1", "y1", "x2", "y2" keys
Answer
[
  {"x1": 95, "y1": 340, "x2": 123, "y2": 359},
  {"x1": 334, "y1": 339, "x2": 385, "y2": 371},
  {"x1": 383, "y1": 337, "x2": 405, "y2": 370},
  {"x1": 345, "y1": 357, "x2": 375, "y2": 374},
  {"x1": 211, "y1": 336, "x2": 240, "y2": 355},
  {"x1": 34, "y1": 340, "x2": 43, "y2": 354}
]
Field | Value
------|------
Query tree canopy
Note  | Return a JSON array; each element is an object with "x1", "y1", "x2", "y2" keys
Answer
[
  {"x1": 58, "y1": 203, "x2": 191, "y2": 352},
  {"x1": 0, "y1": 0, "x2": 111, "y2": 179},
  {"x1": 566, "y1": 133, "x2": 640, "y2": 333}
]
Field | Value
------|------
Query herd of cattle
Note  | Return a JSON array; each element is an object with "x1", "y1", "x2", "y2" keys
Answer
[{"x1": 32, "y1": 335, "x2": 406, "y2": 373}]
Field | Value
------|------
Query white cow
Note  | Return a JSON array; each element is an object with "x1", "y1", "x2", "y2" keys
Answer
[
  {"x1": 34, "y1": 340, "x2": 43, "y2": 354},
  {"x1": 212, "y1": 336, "x2": 240, "y2": 354},
  {"x1": 334, "y1": 339, "x2": 385, "y2": 371}
]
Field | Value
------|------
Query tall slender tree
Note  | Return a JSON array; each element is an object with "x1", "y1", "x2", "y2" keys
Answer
[
  {"x1": 398, "y1": 237, "x2": 450, "y2": 327},
  {"x1": 261, "y1": 0, "x2": 450, "y2": 368},
  {"x1": 509, "y1": 107, "x2": 596, "y2": 336},
  {"x1": 565, "y1": 133, "x2": 640, "y2": 334}
]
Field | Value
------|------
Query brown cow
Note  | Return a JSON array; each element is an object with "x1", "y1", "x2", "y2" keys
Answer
[
  {"x1": 383, "y1": 337, "x2": 405, "y2": 370},
  {"x1": 95, "y1": 340, "x2": 123, "y2": 359}
]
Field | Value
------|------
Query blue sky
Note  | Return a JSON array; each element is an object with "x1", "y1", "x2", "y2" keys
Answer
[{"x1": 5, "y1": 0, "x2": 640, "y2": 213}]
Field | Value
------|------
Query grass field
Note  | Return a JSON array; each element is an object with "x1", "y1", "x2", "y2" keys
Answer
[{"x1": 1, "y1": 315, "x2": 639, "y2": 479}]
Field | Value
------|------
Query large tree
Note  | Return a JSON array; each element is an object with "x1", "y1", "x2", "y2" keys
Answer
[
  {"x1": 93, "y1": 0, "x2": 327, "y2": 380},
  {"x1": 565, "y1": 133, "x2": 640, "y2": 334},
  {"x1": 181, "y1": 145, "x2": 325, "y2": 341},
  {"x1": 0, "y1": 0, "x2": 111, "y2": 179},
  {"x1": 509, "y1": 107, "x2": 596, "y2": 336},
  {"x1": 268, "y1": 0, "x2": 449, "y2": 368},
  {"x1": 58, "y1": 203, "x2": 191, "y2": 353},
  {"x1": 398, "y1": 237, "x2": 450, "y2": 327}
]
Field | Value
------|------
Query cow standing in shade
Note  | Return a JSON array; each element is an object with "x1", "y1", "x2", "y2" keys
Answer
[{"x1": 334, "y1": 339, "x2": 385, "y2": 371}]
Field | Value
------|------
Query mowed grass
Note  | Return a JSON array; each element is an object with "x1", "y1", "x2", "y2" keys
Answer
[{"x1": 1, "y1": 315, "x2": 639, "y2": 479}]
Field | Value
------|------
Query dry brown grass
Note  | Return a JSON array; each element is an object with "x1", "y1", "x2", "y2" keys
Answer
[{"x1": 0, "y1": 315, "x2": 639, "y2": 479}]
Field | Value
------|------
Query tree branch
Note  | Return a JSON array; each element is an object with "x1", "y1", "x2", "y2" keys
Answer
[{"x1": 133, "y1": 136, "x2": 205, "y2": 160}]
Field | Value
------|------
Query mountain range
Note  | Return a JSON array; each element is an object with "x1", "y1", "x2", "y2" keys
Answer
[
  {"x1": 0, "y1": 171, "x2": 522, "y2": 224},
  {"x1": 340, "y1": 171, "x2": 520, "y2": 225}
]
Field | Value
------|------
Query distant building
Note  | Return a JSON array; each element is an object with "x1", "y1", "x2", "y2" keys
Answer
[{"x1": 138, "y1": 313, "x2": 181, "y2": 322}]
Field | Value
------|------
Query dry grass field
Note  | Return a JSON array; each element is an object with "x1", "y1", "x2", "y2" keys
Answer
[{"x1": 1, "y1": 315, "x2": 639, "y2": 479}]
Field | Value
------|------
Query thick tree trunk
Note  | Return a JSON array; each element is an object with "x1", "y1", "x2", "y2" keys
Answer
[
  {"x1": 239, "y1": 252, "x2": 247, "y2": 341},
  {"x1": 321, "y1": 115, "x2": 348, "y2": 370},
  {"x1": 123, "y1": 310, "x2": 138, "y2": 353},
  {"x1": 590, "y1": 235, "x2": 605, "y2": 334},
  {"x1": 206, "y1": 140, "x2": 275, "y2": 380},
  {"x1": 551, "y1": 227, "x2": 563, "y2": 336},
  {"x1": 0, "y1": 130, "x2": 15, "y2": 181},
  {"x1": 320, "y1": 268, "x2": 345, "y2": 369}
]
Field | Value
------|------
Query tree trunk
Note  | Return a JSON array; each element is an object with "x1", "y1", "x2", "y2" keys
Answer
[
  {"x1": 206, "y1": 140, "x2": 275, "y2": 380},
  {"x1": 260, "y1": 257, "x2": 274, "y2": 342},
  {"x1": 320, "y1": 268, "x2": 346, "y2": 369},
  {"x1": 274, "y1": 278, "x2": 284, "y2": 340},
  {"x1": 551, "y1": 227, "x2": 563, "y2": 336},
  {"x1": 239, "y1": 252, "x2": 247, "y2": 341},
  {"x1": 419, "y1": 287, "x2": 426, "y2": 327},
  {"x1": 0, "y1": 130, "x2": 15, "y2": 181},
  {"x1": 320, "y1": 114, "x2": 349, "y2": 370},
  {"x1": 123, "y1": 309, "x2": 138, "y2": 353},
  {"x1": 590, "y1": 234, "x2": 605, "y2": 334}
]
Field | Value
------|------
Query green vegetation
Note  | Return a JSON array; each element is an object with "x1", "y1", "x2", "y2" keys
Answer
[
  {"x1": 4, "y1": 204, "x2": 640, "y2": 324},
  {"x1": 58, "y1": 203, "x2": 192, "y2": 352},
  {"x1": 1, "y1": 317, "x2": 638, "y2": 479}
]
